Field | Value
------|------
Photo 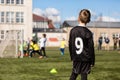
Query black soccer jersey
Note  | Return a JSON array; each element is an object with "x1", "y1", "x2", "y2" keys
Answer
[{"x1": 69, "y1": 26, "x2": 95, "y2": 65}]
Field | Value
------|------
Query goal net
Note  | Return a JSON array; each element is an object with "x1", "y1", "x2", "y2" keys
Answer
[{"x1": 0, "y1": 30, "x2": 23, "y2": 58}]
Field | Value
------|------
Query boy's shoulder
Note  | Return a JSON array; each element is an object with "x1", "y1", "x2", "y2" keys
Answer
[{"x1": 71, "y1": 26, "x2": 92, "y2": 35}]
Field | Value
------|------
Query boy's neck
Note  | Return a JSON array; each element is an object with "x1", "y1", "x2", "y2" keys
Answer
[{"x1": 78, "y1": 22, "x2": 86, "y2": 27}]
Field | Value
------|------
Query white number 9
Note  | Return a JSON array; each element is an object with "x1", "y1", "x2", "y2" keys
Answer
[{"x1": 75, "y1": 37, "x2": 83, "y2": 54}]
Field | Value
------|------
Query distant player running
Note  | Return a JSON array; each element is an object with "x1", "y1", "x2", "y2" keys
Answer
[{"x1": 69, "y1": 9, "x2": 95, "y2": 80}]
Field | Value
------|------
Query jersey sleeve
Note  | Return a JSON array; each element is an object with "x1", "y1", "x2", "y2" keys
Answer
[
  {"x1": 69, "y1": 29, "x2": 75, "y2": 61},
  {"x1": 88, "y1": 35, "x2": 95, "y2": 66}
]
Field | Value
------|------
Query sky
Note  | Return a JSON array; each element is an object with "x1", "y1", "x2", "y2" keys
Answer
[{"x1": 33, "y1": 0, "x2": 120, "y2": 25}]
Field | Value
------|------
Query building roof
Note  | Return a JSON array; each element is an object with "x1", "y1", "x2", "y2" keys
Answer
[
  {"x1": 33, "y1": 14, "x2": 55, "y2": 29},
  {"x1": 63, "y1": 20, "x2": 120, "y2": 28},
  {"x1": 33, "y1": 14, "x2": 49, "y2": 22}
]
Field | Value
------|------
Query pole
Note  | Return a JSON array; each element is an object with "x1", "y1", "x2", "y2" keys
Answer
[
  {"x1": 20, "y1": 29, "x2": 23, "y2": 58},
  {"x1": 15, "y1": 31, "x2": 18, "y2": 58}
]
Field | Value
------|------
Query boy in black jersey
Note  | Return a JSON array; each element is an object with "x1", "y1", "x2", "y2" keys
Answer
[{"x1": 69, "y1": 9, "x2": 95, "y2": 80}]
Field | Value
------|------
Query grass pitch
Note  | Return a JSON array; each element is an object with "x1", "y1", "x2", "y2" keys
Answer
[{"x1": 0, "y1": 47, "x2": 120, "y2": 80}]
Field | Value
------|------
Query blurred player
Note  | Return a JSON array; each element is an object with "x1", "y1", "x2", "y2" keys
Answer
[
  {"x1": 39, "y1": 34, "x2": 47, "y2": 58},
  {"x1": 29, "y1": 40, "x2": 43, "y2": 58},
  {"x1": 60, "y1": 38, "x2": 66, "y2": 55},
  {"x1": 69, "y1": 9, "x2": 95, "y2": 80}
]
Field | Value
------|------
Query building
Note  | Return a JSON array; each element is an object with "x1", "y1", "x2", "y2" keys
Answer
[
  {"x1": 33, "y1": 14, "x2": 54, "y2": 33},
  {"x1": 0, "y1": 0, "x2": 32, "y2": 41},
  {"x1": 63, "y1": 20, "x2": 120, "y2": 48},
  {"x1": 33, "y1": 14, "x2": 67, "y2": 47},
  {"x1": 0, "y1": 0, "x2": 32, "y2": 58}
]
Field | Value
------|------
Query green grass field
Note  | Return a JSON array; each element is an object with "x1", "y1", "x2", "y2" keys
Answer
[{"x1": 0, "y1": 47, "x2": 120, "y2": 80}]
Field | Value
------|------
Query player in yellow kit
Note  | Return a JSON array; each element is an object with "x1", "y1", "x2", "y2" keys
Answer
[
  {"x1": 29, "y1": 40, "x2": 43, "y2": 58},
  {"x1": 60, "y1": 38, "x2": 66, "y2": 55}
]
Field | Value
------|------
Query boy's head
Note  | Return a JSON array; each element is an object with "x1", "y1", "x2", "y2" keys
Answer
[
  {"x1": 43, "y1": 34, "x2": 46, "y2": 38},
  {"x1": 62, "y1": 38, "x2": 65, "y2": 41},
  {"x1": 78, "y1": 9, "x2": 91, "y2": 24}
]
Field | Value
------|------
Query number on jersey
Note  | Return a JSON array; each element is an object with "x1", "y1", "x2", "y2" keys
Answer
[{"x1": 75, "y1": 37, "x2": 83, "y2": 54}]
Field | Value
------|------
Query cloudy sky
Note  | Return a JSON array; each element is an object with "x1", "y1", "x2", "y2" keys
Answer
[{"x1": 33, "y1": 0, "x2": 120, "y2": 24}]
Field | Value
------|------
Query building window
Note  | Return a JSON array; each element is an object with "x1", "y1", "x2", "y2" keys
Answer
[
  {"x1": 0, "y1": 12, "x2": 4, "y2": 23},
  {"x1": 11, "y1": 0, "x2": 14, "y2": 4},
  {"x1": 6, "y1": 12, "x2": 10, "y2": 23},
  {"x1": 11, "y1": 12, "x2": 14, "y2": 23},
  {"x1": 0, "y1": 30, "x2": 5, "y2": 40},
  {"x1": 16, "y1": 12, "x2": 20, "y2": 23},
  {"x1": 6, "y1": 12, "x2": 14, "y2": 23},
  {"x1": 16, "y1": 12, "x2": 24, "y2": 23},
  {"x1": 1, "y1": 35, "x2": 4, "y2": 39},
  {"x1": 21, "y1": 12, "x2": 24, "y2": 23},
  {"x1": 0, "y1": 0, "x2": 4, "y2": 4},
  {"x1": 0, "y1": 0, "x2": 24, "y2": 5},
  {"x1": 16, "y1": 0, "x2": 24, "y2": 4},
  {"x1": 5, "y1": 0, "x2": 15, "y2": 4},
  {"x1": 21, "y1": 0, "x2": 23, "y2": 4},
  {"x1": 16, "y1": 0, "x2": 19, "y2": 4},
  {"x1": 1, "y1": 30, "x2": 4, "y2": 34},
  {"x1": 6, "y1": 0, "x2": 10, "y2": 4}
]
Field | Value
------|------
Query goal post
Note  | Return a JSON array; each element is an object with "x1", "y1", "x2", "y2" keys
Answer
[{"x1": 0, "y1": 30, "x2": 24, "y2": 58}]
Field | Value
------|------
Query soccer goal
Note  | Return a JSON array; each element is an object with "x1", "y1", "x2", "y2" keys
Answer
[{"x1": 0, "y1": 30, "x2": 24, "y2": 58}]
